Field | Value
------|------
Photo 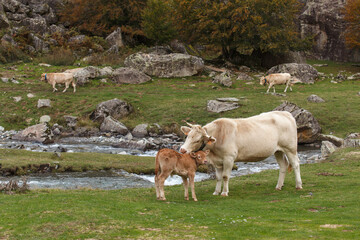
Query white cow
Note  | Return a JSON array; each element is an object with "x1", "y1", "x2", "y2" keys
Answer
[
  {"x1": 260, "y1": 73, "x2": 293, "y2": 93},
  {"x1": 180, "y1": 111, "x2": 302, "y2": 196}
]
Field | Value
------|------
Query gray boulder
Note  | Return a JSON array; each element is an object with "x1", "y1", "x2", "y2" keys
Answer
[
  {"x1": 307, "y1": 94, "x2": 325, "y2": 103},
  {"x1": 213, "y1": 71, "x2": 232, "y2": 87},
  {"x1": 348, "y1": 73, "x2": 360, "y2": 80},
  {"x1": 112, "y1": 67, "x2": 151, "y2": 84},
  {"x1": 236, "y1": 72, "x2": 253, "y2": 81},
  {"x1": 37, "y1": 99, "x2": 51, "y2": 108},
  {"x1": 318, "y1": 134, "x2": 344, "y2": 147},
  {"x1": 105, "y1": 27, "x2": 124, "y2": 48},
  {"x1": 64, "y1": 115, "x2": 77, "y2": 128},
  {"x1": 267, "y1": 63, "x2": 318, "y2": 84},
  {"x1": 132, "y1": 124, "x2": 149, "y2": 138},
  {"x1": 273, "y1": 102, "x2": 322, "y2": 144},
  {"x1": 20, "y1": 16, "x2": 48, "y2": 34},
  {"x1": 207, "y1": 98, "x2": 240, "y2": 113},
  {"x1": 1, "y1": 34, "x2": 17, "y2": 46},
  {"x1": 0, "y1": 4, "x2": 10, "y2": 28},
  {"x1": 39, "y1": 115, "x2": 51, "y2": 123},
  {"x1": 343, "y1": 133, "x2": 360, "y2": 148},
  {"x1": 90, "y1": 98, "x2": 133, "y2": 122},
  {"x1": 29, "y1": 33, "x2": 49, "y2": 52},
  {"x1": 100, "y1": 116, "x2": 129, "y2": 135},
  {"x1": 321, "y1": 141, "x2": 337, "y2": 158},
  {"x1": 12, "y1": 123, "x2": 53, "y2": 143},
  {"x1": 124, "y1": 52, "x2": 204, "y2": 78}
]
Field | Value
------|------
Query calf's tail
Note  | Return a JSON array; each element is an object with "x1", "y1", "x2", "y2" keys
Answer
[{"x1": 155, "y1": 152, "x2": 161, "y2": 176}]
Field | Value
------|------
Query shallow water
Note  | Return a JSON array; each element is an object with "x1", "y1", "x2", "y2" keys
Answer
[{"x1": 0, "y1": 137, "x2": 321, "y2": 190}]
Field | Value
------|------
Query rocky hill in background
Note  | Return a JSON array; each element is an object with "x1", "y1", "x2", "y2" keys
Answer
[{"x1": 0, "y1": 0, "x2": 359, "y2": 62}]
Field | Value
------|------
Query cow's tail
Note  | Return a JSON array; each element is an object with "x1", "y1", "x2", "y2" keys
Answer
[{"x1": 284, "y1": 155, "x2": 293, "y2": 173}]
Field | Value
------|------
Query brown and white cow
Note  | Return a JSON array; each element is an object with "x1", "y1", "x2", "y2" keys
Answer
[
  {"x1": 180, "y1": 111, "x2": 302, "y2": 197},
  {"x1": 41, "y1": 73, "x2": 76, "y2": 93},
  {"x1": 155, "y1": 149, "x2": 209, "y2": 201},
  {"x1": 260, "y1": 73, "x2": 293, "y2": 93}
]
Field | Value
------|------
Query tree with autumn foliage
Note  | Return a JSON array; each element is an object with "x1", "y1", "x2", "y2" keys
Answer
[
  {"x1": 141, "y1": 0, "x2": 176, "y2": 45},
  {"x1": 169, "y1": 0, "x2": 309, "y2": 65},
  {"x1": 344, "y1": 0, "x2": 360, "y2": 49},
  {"x1": 60, "y1": 0, "x2": 146, "y2": 40}
]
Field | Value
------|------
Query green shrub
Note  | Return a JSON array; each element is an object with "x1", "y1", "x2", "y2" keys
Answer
[{"x1": 0, "y1": 45, "x2": 29, "y2": 64}]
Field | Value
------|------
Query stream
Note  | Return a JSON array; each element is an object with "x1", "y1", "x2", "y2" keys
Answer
[{"x1": 0, "y1": 137, "x2": 321, "y2": 190}]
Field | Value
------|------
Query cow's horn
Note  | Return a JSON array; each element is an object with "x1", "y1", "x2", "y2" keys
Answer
[{"x1": 185, "y1": 121, "x2": 195, "y2": 127}]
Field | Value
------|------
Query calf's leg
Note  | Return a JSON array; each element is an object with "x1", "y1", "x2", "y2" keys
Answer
[
  {"x1": 188, "y1": 173, "x2": 197, "y2": 201},
  {"x1": 158, "y1": 171, "x2": 171, "y2": 200},
  {"x1": 182, "y1": 176, "x2": 189, "y2": 200}
]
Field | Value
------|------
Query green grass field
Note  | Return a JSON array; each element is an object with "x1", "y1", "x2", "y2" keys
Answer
[
  {"x1": 0, "y1": 148, "x2": 359, "y2": 239},
  {"x1": 0, "y1": 60, "x2": 359, "y2": 138}
]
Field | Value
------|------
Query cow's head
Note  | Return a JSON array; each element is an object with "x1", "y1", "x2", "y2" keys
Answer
[
  {"x1": 180, "y1": 122, "x2": 216, "y2": 154},
  {"x1": 190, "y1": 150, "x2": 209, "y2": 165},
  {"x1": 40, "y1": 73, "x2": 47, "y2": 82},
  {"x1": 259, "y1": 76, "x2": 267, "y2": 86}
]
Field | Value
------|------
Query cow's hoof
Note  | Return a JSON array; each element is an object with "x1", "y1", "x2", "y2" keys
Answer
[
  {"x1": 193, "y1": 199, "x2": 198, "y2": 202},
  {"x1": 185, "y1": 197, "x2": 189, "y2": 201},
  {"x1": 275, "y1": 187, "x2": 282, "y2": 191},
  {"x1": 221, "y1": 192, "x2": 228, "y2": 197},
  {"x1": 296, "y1": 186, "x2": 303, "y2": 190},
  {"x1": 213, "y1": 191, "x2": 220, "y2": 196}
]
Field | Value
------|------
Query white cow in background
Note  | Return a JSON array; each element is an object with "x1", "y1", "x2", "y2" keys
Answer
[
  {"x1": 180, "y1": 111, "x2": 302, "y2": 196},
  {"x1": 260, "y1": 73, "x2": 294, "y2": 93}
]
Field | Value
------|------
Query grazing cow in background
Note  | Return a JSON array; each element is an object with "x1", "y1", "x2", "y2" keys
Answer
[
  {"x1": 155, "y1": 149, "x2": 209, "y2": 201},
  {"x1": 260, "y1": 73, "x2": 294, "y2": 93},
  {"x1": 41, "y1": 73, "x2": 76, "y2": 93},
  {"x1": 180, "y1": 111, "x2": 302, "y2": 197}
]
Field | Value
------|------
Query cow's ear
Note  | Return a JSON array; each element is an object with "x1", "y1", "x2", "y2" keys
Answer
[
  {"x1": 190, "y1": 152, "x2": 196, "y2": 158},
  {"x1": 206, "y1": 136, "x2": 216, "y2": 145},
  {"x1": 181, "y1": 126, "x2": 191, "y2": 136}
]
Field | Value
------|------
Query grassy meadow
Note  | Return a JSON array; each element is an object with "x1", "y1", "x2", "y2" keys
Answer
[
  {"x1": 0, "y1": 148, "x2": 359, "y2": 239},
  {"x1": 0, "y1": 60, "x2": 359, "y2": 137}
]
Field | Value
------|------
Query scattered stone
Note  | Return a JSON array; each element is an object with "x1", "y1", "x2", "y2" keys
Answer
[
  {"x1": 318, "y1": 134, "x2": 344, "y2": 147},
  {"x1": 64, "y1": 115, "x2": 78, "y2": 128},
  {"x1": 321, "y1": 141, "x2": 337, "y2": 158},
  {"x1": 0, "y1": 126, "x2": 4, "y2": 132},
  {"x1": 238, "y1": 66, "x2": 251, "y2": 72},
  {"x1": 216, "y1": 97, "x2": 239, "y2": 102},
  {"x1": 112, "y1": 67, "x2": 152, "y2": 84},
  {"x1": 11, "y1": 79, "x2": 19, "y2": 84},
  {"x1": 37, "y1": 99, "x2": 51, "y2": 108},
  {"x1": 212, "y1": 71, "x2": 232, "y2": 87},
  {"x1": 124, "y1": 52, "x2": 204, "y2": 78},
  {"x1": 132, "y1": 124, "x2": 149, "y2": 138},
  {"x1": 100, "y1": 79, "x2": 107, "y2": 83},
  {"x1": 100, "y1": 116, "x2": 129, "y2": 135},
  {"x1": 99, "y1": 66, "x2": 114, "y2": 77},
  {"x1": 236, "y1": 72, "x2": 253, "y2": 81},
  {"x1": 13, "y1": 96, "x2": 22, "y2": 102},
  {"x1": 12, "y1": 123, "x2": 53, "y2": 143},
  {"x1": 1, "y1": 77, "x2": 9, "y2": 83},
  {"x1": 267, "y1": 63, "x2": 318, "y2": 84},
  {"x1": 90, "y1": 98, "x2": 133, "y2": 122},
  {"x1": 39, "y1": 115, "x2": 51, "y2": 123},
  {"x1": 27, "y1": 93, "x2": 35, "y2": 98},
  {"x1": 307, "y1": 94, "x2": 325, "y2": 103},
  {"x1": 313, "y1": 64, "x2": 328, "y2": 67},
  {"x1": 273, "y1": 102, "x2": 322, "y2": 144},
  {"x1": 348, "y1": 73, "x2": 360, "y2": 80},
  {"x1": 343, "y1": 133, "x2": 360, "y2": 148},
  {"x1": 39, "y1": 63, "x2": 51, "y2": 67},
  {"x1": 207, "y1": 99, "x2": 239, "y2": 113}
]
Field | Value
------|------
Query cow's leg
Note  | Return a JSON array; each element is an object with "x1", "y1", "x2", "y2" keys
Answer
[
  {"x1": 213, "y1": 167, "x2": 223, "y2": 195},
  {"x1": 285, "y1": 151, "x2": 303, "y2": 190},
  {"x1": 63, "y1": 82, "x2": 69, "y2": 92},
  {"x1": 266, "y1": 84, "x2": 272, "y2": 93},
  {"x1": 182, "y1": 176, "x2": 189, "y2": 200},
  {"x1": 155, "y1": 173, "x2": 160, "y2": 200},
  {"x1": 275, "y1": 151, "x2": 287, "y2": 190},
  {"x1": 52, "y1": 83, "x2": 58, "y2": 92},
  {"x1": 220, "y1": 160, "x2": 233, "y2": 196},
  {"x1": 284, "y1": 82, "x2": 289, "y2": 92},
  {"x1": 72, "y1": 82, "x2": 76, "y2": 93},
  {"x1": 188, "y1": 173, "x2": 197, "y2": 201}
]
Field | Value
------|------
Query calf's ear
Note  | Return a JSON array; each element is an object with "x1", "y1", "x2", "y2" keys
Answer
[
  {"x1": 204, "y1": 149, "x2": 210, "y2": 155},
  {"x1": 190, "y1": 152, "x2": 196, "y2": 158},
  {"x1": 181, "y1": 126, "x2": 191, "y2": 136}
]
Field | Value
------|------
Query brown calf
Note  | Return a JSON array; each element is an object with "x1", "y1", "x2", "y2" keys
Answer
[{"x1": 155, "y1": 149, "x2": 209, "y2": 201}]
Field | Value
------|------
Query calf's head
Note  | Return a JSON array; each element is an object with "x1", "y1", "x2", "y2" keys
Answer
[
  {"x1": 190, "y1": 150, "x2": 209, "y2": 164},
  {"x1": 180, "y1": 122, "x2": 216, "y2": 154}
]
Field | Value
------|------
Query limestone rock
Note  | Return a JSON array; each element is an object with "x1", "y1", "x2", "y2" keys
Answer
[
  {"x1": 307, "y1": 94, "x2": 325, "y2": 103},
  {"x1": 105, "y1": 27, "x2": 124, "y2": 48},
  {"x1": 267, "y1": 63, "x2": 318, "y2": 84},
  {"x1": 13, "y1": 96, "x2": 22, "y2": 102},
  {"x1": 212, "y1": 71, "x2": 232, "y2": 87},
  {"x1": 132, "y1": 124, "x2": 149, "y2": 138},
  {"x1": 343, "y1": 133, "x2": 360, "y2": 148},
  {"x1": 64, "y1": 115, "x2": 77, "y2": 128},
  {"x1": 12, "y1": 123, "x2": 53, "y2": 143},
  {"x1": 90, "y1": 98, "x2": 133, "y2": 122},
  {"x1": 39, "y1": 115, "x2": 51, "y2": 123},
  {"x1": 321, "y1": 141, "x2": 337, "y2": 158},
  {"x1": 112, "y1": 67, "x2": 151, "y2": 84},
  {"x1": 37, "y1": 99, "x2": 51, "y2": 108},
  {"x1": 100, "y1": 116, "x2": 129, "y2": 135},
  {"x1": 236, "y1": 72, "x2": 253, "y2": 81},
  {"x1": 318, "y1": 134, "x2": 343, "y2": 147},
  {"x1": 273, "y1": 102, "x2": 322, "y2": 144},
  {"x1": 124, "y1": 52, "x2": 204, "y2": 78},
  {"x1": 207, "y1": 99, "x2": 239, "y2": 113}
]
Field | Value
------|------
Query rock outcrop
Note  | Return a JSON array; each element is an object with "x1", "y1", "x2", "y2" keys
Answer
[
  {"x1": 273, "y1": 102, "x2": 322, "y2": 144},
  {"x1": 12, "y1": 123, "x2": 53, "y2": 143},
  {"x1": 111, "y1": 67, "x2": 152, "y2": 84},
  {"x1": 124, "y1": 52, "x2": 204, "y2": 78},
  {"x1": 90, "y1": 98, "x2": 133, "y2": 123},
  {"x1": 299, "y1": 0, "x2": 360, "y2": 62}
]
